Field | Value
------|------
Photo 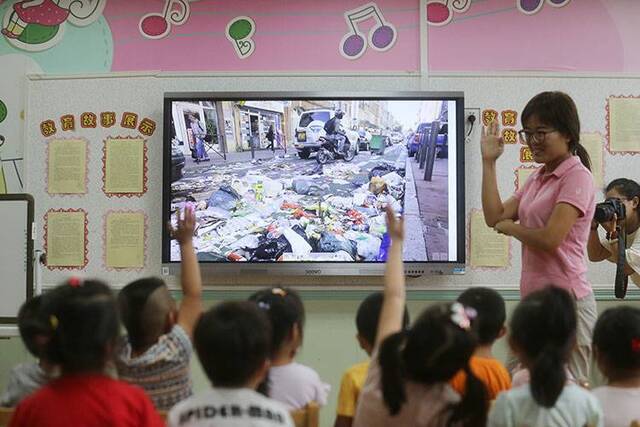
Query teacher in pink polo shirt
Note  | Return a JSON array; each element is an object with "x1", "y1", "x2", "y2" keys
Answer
[{"x1": 480, "y1": 91, "x2": 597, "y2": 385}]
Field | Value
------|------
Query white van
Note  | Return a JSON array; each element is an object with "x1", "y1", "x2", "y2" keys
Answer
[{"x1": 294, "y1": 109, "x2": 359, "y2": 159}]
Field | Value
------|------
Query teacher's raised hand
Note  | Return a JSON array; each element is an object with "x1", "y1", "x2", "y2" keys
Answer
[{"x1": 481, "y1": 120, "x2": 504, "y2": 162}]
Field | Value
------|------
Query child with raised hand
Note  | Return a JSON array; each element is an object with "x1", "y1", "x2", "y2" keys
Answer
[
  {"x1": 9, "y1": 279, "x2": 163, "y2": 427},
  {"x1": 488, "y1": 286, "x2": 603, "y2": 427},
  {"x1": 334, "y1": 292, "x2": 410, "y2": 427},
  {"x1": 1, "y1": 295, "x2": 58, "y2": 407},
  {"x1": 592, "y1": 306, "x2": 640, "y2": 427},
  {"x1": 168, "y1": 301, "x2": 295, "y2": 427},
  {"x1": 450, "y1": 287, "x2": 511, "y2": 400},
  {"x1": 354, "y1": 207, "x2": 488, "y2": 427},
  {"x1": 249, "y1": 287, "x2": 330, "y2": 410},
  {"x1": 116, "y1": 205, "x2": 203, "y2": 411}
]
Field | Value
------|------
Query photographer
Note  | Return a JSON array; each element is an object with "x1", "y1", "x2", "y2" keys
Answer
[{"x1": 588, "y1": 178, "x2": 640, "y2": 287}]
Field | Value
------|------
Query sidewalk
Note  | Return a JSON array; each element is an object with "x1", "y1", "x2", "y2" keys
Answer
[
  {"x1": 409, "y1": 156, "x2": 450, "y2": 261},
  {"x1": 184, "y1": 148, "x2": 290, "y2": 169}
]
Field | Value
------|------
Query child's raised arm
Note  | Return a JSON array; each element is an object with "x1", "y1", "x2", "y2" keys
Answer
[
  {"x1": 170, "y1": 206, "x2": 203, "y2": 338},
  {"x1": 375, "y1": 206, "x2": 406, "y2": 349}
]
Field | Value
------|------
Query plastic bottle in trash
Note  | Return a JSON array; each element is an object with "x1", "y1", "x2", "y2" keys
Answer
[
  {"x1": 377, "y1": 232, "x2": 391, "y2": 261},
  {"x1": 254, "y1": 180, "x2": 264, "y2": 202}
]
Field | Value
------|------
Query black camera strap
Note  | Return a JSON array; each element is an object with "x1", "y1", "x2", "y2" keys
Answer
[{"x1": 615, "y1": 224, "x2": 628, "y2": 299}]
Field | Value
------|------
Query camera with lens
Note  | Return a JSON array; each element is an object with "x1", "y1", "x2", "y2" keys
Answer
[{"x1": 593, "y1": 198, "x2": 626, "y2": 223}]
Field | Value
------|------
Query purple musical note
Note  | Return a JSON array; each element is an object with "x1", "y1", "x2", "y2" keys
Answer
[
  {"x1": 517, "y1": 0, "x2": 571, "y2": 15},
  {"x1": 340, "y1": 2, "x2": 397, "y2": 60},
  {"x1": 139, "y1": 0, "x2": 193, "y2": 40}
]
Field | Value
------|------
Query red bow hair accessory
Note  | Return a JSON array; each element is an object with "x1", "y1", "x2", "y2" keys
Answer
[{"x1": 632, "y1": 338, "x2": 640, "y2": 353}]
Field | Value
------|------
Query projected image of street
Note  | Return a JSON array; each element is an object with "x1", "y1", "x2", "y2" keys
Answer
[{"x1": 168, "y1": 99, "x2": 451, "y2": 262}]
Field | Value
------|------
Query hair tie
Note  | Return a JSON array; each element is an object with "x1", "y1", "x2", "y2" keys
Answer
[
  {"x1": 257, "y1": 301, "x2": 271, "y2": 311},
  {"x1": 450, "y1": 302, "x2": 477, "y2": 331},
  {"x1": 68, "y1": 277, "x2": 82, "y2": 288},
  {"x1": 271, "y1": 288, "x2": 287, "y2": 297},
  {"x1": 632, "y1": 338, "x2": 640, "y2": 353},
  {"x1": 49, "y1": 315, "x2": 59, "y2": 330}
]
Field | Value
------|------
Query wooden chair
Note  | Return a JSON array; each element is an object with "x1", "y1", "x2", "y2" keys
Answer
[
  {"x1": 290, "y1": 401, "x2": 319, "y2": 427},
  {"x1": 0, "y1": 407, "x2": 14, "y2": 427}
]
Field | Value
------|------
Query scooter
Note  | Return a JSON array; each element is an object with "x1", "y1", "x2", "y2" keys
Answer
[{"x1": 316, "y1": 133, "x2": 356, "y2": 164}]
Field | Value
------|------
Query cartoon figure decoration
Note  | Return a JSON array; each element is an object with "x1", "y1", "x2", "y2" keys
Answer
[
  {"x1": 517, "y1": 0, "x2": 571, "y2": 15},
  {"x1": 426, "y1": 0, "x2": 471, "y2": 26},
  {"x1": 226, "y1": 16, "x2": 255, "y2": 59},
  {"x1": 139, "y1": 0, "x2": 200, "y2": 40},
  {"x1": 2, "y1": 0, "x2": 106, "y2": 51},
  {"x1": 340, "y1": 2, "x2": 396, "y2": 60}
]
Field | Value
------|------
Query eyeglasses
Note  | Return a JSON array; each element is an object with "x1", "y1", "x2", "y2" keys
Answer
[{"x1": 518, "y1": 129, "x2": 557, "y2": 144}]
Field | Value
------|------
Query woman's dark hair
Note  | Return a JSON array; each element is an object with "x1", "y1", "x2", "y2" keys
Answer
[
  {"x1": 249, "y1": 287, "x2": 305, "y2": 357},
  {"x1": 521, "y1": 91, "x2": 591, "y2": 171},
  {"x1": 378, "y1": 303, "x2": 487, "y2": 426},
  {"x1": 17, "y1": 295, "x2": 50, "y2": 358},
  {"x1": 593, "y1": 306, "x2": 640, "y2": 377},
  {"x1": 42, "y1": 279, "x2": 119, "y2": 373},
  {"x1": 510, "y1": 286, "x2": 576, "y2": 408},
  {"x1": 606, "y1": 178, "x2": 640, "y2": 220},
  {"x1": 195, "y1": 301, "x2": 271, "y2": 388}
]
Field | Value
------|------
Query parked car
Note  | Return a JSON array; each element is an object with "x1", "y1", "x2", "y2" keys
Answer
[
  {"x1": 294, "y1": 109, "x2": 359, "y2": 159},
  {"x1": 407, "y1": 122, "x2": 448, "y2": 158},
  {"x1": 390, "y1": 131, "x2": 404, "y2": 144},
  {"x1": 171, "y1": 142, "x2": 186, "y2": 182}
]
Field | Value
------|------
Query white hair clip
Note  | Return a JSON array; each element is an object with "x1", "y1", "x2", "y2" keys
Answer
[
  {"x1": 450, "y1": 302, "x2": 477, "y2": 331},
  {"x1": 257, "y1": 301, "x2": 271, "y2": 310}
]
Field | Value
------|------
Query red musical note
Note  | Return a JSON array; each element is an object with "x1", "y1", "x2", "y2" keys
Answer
[{"x1": 139, "y1": 0, "x2": 195, "y2": 40}]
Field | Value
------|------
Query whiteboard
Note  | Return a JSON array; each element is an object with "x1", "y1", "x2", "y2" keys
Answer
[
  {"x1": 0, "y1": 194, "x2": 34, "y2": 321},
  {"x1": 22, "y1": 74, "x2": 640, "y2": 294}
]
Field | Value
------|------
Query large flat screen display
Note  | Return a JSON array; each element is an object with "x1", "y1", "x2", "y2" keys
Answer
[{"x1": 163, "y1": 92, "x2": 465, "y2": 276}]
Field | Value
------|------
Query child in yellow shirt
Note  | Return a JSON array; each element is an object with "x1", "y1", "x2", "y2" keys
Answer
[{"x1": 334, "y1": 292, "x2": 409, "y2": 427}]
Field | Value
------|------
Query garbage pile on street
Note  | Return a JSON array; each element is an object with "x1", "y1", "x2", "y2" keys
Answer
[{"x1": 170, "y1": 156, "x2": 407, "y2": 262}]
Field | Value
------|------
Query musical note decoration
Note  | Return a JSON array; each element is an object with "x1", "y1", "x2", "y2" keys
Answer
[
  {"x1": 426, "y1": 0, "x2": 471, "y2": 26},
  {"x1": 226, "y1": 16, "x2": 255, "y2": 59},
  {"x1": 139, "y1": 0, "x2": 197, "y2": 40},
  {"x1": 340, "y1": 2, "x2": 397, "y2": 60},
  {"x1": 517, "y1": 0, "x2": 571, "y2": 15}
]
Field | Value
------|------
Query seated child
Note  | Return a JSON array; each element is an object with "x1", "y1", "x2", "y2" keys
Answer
[
  {"x1": 334, "y1": 292, "x2": 409, "y2": 427},
  {"x1": 115, "y1": 206, "x2": 203, "y2": 411},
  {"x1": 9, "y1": 279, "x2": 163, "y2": 427},
  {"x1": 488, "y1": 286, "x2": 603, "y2": 426},
  {"x1": 450, "y1": 287, "x2": 511, "y2": 400},
  {"x1": 1, "y1": 295, "x2": 58, "y2": 407},
  {"x1": 249, "y1": 287, "x2": 330, "y2": 410},
  {"x1": 592, "y1": 306, "x2": 640, "y2": 427},
  {"x1": 168, "y1": 301, "x2": 294, "y2": 427},
  {"x1": 354, "y1": 207, "x2": 488, "y2": 427}
]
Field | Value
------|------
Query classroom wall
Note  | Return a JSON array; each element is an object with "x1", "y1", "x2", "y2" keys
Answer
[{"x1": 2, "y1": 2, "x2": 640, "y2": 427}]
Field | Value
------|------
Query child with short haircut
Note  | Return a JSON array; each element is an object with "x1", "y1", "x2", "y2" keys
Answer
[
  {"x1": 334, "y1": 292, "x2": 410, "y2": 427},
  {"x1": 168, "y1": 301, "x2": 294, "y2": 427},
  {"x1": 354, "y1": 207, "x2": 488, "y2": 427},
  {"x1": 450, "y1": 287, "x2": 511, "y2": 400},
  {"x1": 115, "y1": 206, "x2": 202, "y2": 410},
  {"x1": 249, "y1": 287, "x2": 330, "y2": 410},
  {"x1": 488, "y1": 286, "x2": 603, "y2": 426},
  {"x1": 1, "y1": 295, "x2": 58, "y2": 407},
  {"x1": 9, "y1": 279, "x2": 163, "y2": 427},
  {"x1": 592, "y1": 306, "x2": 640, "y2": 427}
]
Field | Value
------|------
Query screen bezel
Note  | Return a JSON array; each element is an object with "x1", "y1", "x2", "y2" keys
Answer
[{"x1": 162, "y1": 92, "x2": 465, "y2": 276}]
